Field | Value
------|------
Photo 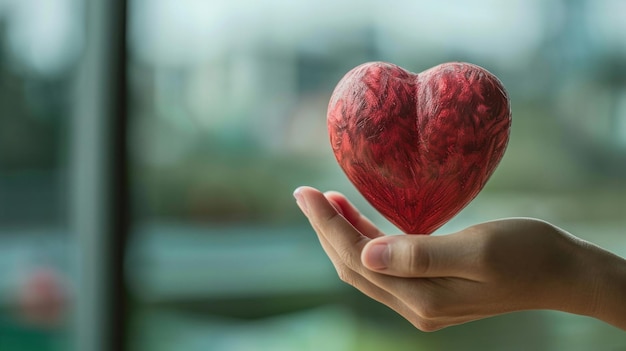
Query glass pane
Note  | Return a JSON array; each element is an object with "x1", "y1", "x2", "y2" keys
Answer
[
  {"x1": 127, "y1": 1, "x2": 626, "y2": 350},
  {"x1": 0, "y1": 0, "x2": 82, "y2": 350}
]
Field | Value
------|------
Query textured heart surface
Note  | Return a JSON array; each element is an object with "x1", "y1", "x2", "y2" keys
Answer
[{"x1": 327, "y1": 62, "x2": 511, "y2": 234}]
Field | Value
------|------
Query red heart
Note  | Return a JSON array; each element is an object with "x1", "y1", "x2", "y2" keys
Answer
[{"x1": 327, "y1": 62, "x2": 511, "y2": 234}]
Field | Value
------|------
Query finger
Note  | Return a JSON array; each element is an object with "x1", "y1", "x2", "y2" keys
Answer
[
  {"x1": 361, "y1": 231, "x2": 481, "y2": 279},
  {"x1": 298, "y1": 189, "x2": 488, "y2": 330},
  {"x1": 316, "y1": 231, "x2": 402, "y2": 307},
  {"x1": 296, "y1": 186, "x2": 390, "y2": 281},
  {"x1": 319, "y1": 239, "x2": 488, "y2": 332},
  {"x1": 296, "y1": 186, "x2": 416, "y2": 288},
  {"x1": 305, "y1": 207, "x2": 409, "y2": 316},
  {"x1": 324, "y1": 191, "x2": 384, "y2": 240},
  {"x1": 295, "y1": 186, "x2": 370, "y2": 264},
  {"x1": 319, "y1": 230, "x2": 489, "y2": 331},
  {"x1": 313, "y1": 227, "x2": 437, "y2": 331},
  {"x1": 331, "y1": 263, "x2": 435, "y2": 331},
  {"x1": 295, "y1": 186, "x2": 474, "y2": 317}
]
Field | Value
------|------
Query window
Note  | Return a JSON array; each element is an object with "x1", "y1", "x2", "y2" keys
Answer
[
  {"x1": 0, "y1": 0, "x2": 81, "y2": 350},
  {"x1": 126, "y1": 1, "x2": 626, "y2": 350},
  {"x1": 2, "y1": 1, "x2": 625, "y2": 351}
]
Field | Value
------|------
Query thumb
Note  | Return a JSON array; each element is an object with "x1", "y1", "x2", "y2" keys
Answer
[{"x1": 361, "y1": 233, "x2": 476, "y2": 278}]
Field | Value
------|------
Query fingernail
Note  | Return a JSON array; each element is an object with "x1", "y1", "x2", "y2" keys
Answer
[
  {"x1": 293, "y1": 188, "x2": 309, "y2": 216},
  {"x1": 365, "y1": 243, "x2": 389, "y2": 270}
]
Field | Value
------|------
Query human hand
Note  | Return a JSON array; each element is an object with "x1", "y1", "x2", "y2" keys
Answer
[{"x1": 293, "y1": 186, "x2": 626, "y2": 331}]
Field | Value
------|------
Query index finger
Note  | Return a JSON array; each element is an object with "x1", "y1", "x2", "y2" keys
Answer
[
  {"x1": 294, "y1": 186, "x2": 370, "y2": 265},
  {"x1": 324, "y1": 191, "x2": 385, "y2": 240}
]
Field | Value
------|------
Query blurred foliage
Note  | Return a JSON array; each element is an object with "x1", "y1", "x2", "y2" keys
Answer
[
  {"x1": 0, "y1": 26, "x2": 70, "y2": 171},
  {"x1": 133, "y1": 153, "x2": 328, "y2": 225}
]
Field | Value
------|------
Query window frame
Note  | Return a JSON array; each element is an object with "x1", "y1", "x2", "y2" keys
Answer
[{"x1": 70, "y1": 1, "x2": 129, "y2": 350}]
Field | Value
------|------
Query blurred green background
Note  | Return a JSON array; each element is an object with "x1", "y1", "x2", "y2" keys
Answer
[{"x1": 1, "y1": 0, "x2": 625, "y2": 350}]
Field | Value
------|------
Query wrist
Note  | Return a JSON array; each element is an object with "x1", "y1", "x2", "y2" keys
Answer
[
  {"x1": 569, "y1": 240, "x2": 626, "y2": 330},
  {"x1": 589, "y1": 247, "x2": 626, "y2": 330}
]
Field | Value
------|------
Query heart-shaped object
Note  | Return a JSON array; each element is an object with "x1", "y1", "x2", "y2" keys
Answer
[{"x1": 327, "y1": 62, "x2": 511, "y2": 234}]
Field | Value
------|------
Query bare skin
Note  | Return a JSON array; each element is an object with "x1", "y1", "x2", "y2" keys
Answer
[{"x1": 293, "y1": 186, "x2": 626, "y2": 332}]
